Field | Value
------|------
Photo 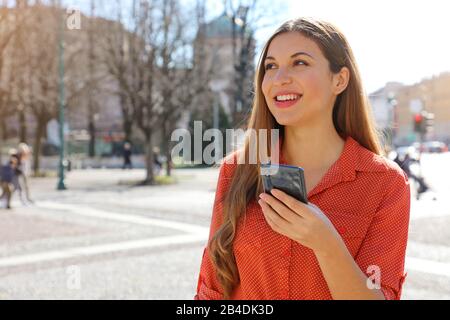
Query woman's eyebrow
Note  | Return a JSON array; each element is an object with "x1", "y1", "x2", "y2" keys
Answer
[{"x1": 265, "y1": 51, "x2": 314, "y2": 61}]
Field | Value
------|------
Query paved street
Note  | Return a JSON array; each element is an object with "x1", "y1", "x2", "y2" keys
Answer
[{"x1": 0, "y1": 153, "x2": 449, "y2": 300}]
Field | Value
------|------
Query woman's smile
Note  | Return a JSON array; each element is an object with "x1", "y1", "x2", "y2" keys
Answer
[{"x1": 273, "y1": 91, "x2": 303, "y2": 108}]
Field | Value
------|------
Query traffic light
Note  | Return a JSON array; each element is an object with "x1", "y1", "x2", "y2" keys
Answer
[
  {"x1": 425, "y1": 112, "x2": 435, "y2": 132},
  {"x1": 413, "y1": 111, "x2": 435, "y2": 135},
  {"x1": 413, "y1": 113, "x2": 424, "y2": 133}
]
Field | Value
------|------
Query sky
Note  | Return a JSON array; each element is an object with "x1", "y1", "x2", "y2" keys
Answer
[
  {"x1": 263, "y1": 0, "x2": 450, "y2": 93},
  {"x1": 63, "y1": 0, "x2": 450, "y2": 94}
]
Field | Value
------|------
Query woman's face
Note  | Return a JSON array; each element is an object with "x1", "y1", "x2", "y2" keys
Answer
[{"x1": 262, "y1": 32, "x2": 345, "y2": 127}]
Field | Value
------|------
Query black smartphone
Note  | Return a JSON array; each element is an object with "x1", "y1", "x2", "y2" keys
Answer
[{"x1": 260, "y1": 163, "x2": 308, "y2": 204}]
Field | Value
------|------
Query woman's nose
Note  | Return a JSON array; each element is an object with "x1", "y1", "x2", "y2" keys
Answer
[{"x1": 273, "y1": 68, "x2": 292, "y2": 85}]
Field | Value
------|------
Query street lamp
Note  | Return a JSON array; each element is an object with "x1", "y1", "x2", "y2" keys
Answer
[
  {"x1": 209, "y1": 79, "x2": 227, "y2": 162},
  {"x1": 209, "y1": 80, "x2": 227, "y2": 129},
  {"x1": 387, "y1": 92, "x2": 398, "y2": 146},
  {"x1": 57, "y1": 2, "x2": 66, "y2": 190}
]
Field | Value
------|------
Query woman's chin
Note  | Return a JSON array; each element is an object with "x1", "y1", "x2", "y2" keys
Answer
[{"x1": 273, "y1": 113, "x2": 303, "y2": 127}]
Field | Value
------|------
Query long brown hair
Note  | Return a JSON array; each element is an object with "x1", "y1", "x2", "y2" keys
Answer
[{"x1": 208, "y1": 17, "x2": 382, "y2": 299}]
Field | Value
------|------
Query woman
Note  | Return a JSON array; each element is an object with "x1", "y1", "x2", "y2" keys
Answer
[
  {"x1": 12, "y1": 143, "x2": 34, "y2": 205},
  {"x1": 195, "y1": 18, "x2": 410, "y2": 300}
]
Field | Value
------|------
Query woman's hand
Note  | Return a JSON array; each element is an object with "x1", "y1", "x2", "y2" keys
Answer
[{"x1": 258, "y1": 188, "x2": 342, "y2": 257}]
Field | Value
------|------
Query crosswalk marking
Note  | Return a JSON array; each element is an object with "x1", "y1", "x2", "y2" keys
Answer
[
  {"x1": 36, "y1": 201, "x2": 209, "y2": 234},
  {"x1": 0, "y1": 234, "x2": 207, "y2": 267},
  {"x1": 0, "y1": 201, "x2": 209, "y2": 268}
]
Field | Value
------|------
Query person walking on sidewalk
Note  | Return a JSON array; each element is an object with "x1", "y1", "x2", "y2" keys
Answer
[
  {"x1": 11, "y1": 144, "x2": 34, "y2": 205},
  {"x1": 394, "y1": 152, "x2": 429, "y2": 199},
  {"x1": 122, "y1": 142, "x2": 133, "y2": 170},
  {"x1": 0, "y1": 157, "x2": 18, "y2": 209}
]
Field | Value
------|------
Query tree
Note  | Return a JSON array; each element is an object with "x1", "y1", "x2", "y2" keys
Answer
[
  {"x1": 130, "y1": 0, "x2": 160, "y2": 184},
  {"x1": 102, "y1": 0, "x2": 161, "y2": 184},
  {"x1": 99, "y1": 0, "x2": 135, "y2": 144},
  {"x1": 157, "y1": 0, "x2": 201, "y2": 176},
  {"x1": 0, "y1": 1, "x2": 21, "y2": 162},
  {"x1": 10, "y1": 0, "x2": 31, "y2": 144},
  {"x1": 87, "y1": 0, "x2": 98, "y2": 157},
  {"x1": 224, "y1": 0, "x2": 283, "y2": 128},
  {"x1": 11, "y1": 3, "x2": 90, "y2": 175}
]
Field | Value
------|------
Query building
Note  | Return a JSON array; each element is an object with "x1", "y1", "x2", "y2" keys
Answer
[
  {"x1": 393, "y1": 72, "x2": 450, "y2": 145},
  {"x1": 368, "y1": 82, "x2": 404, "y2": 146},
  {"x1": 370, "y1": 72, "x2": 450, "y2": 146},
  {"x1": 194, "y1": 11, "x2": 256, "y2": 128}
]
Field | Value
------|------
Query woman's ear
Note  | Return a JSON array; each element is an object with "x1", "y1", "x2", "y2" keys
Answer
[{"x1": 333, "y1": 66, "x2": 350, "y2": 95}]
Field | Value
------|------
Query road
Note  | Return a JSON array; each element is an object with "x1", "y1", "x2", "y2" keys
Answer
[{"x1": 0, "y1": 153, "x2": 449, "y2": 299}]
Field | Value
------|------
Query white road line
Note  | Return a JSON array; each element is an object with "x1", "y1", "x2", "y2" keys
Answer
[
  {"x1": 405, "y1": 257, "x2": 450, "y2": 277},
  {"x1": 0, "y1": 233, "x2": 207, "y2": 268},
  {"x1": 13, "y1": 202, "x2": 450, "y2": 278},
  {"x1": 36, "y1": 201, "x2": 209, "y2": 235}
]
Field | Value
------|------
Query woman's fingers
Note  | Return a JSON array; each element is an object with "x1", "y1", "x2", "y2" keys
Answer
[
  {"x1": 258, "y1": 198, "x2": 307, "y2": 243},
  {"x1": 258, "y1": 199, "x2": 288, "y2": 231},
  {"x1": 270, "y1": 189, "x2": 314, "y2": 219},
  {"x1": 259, "y1": 193, "x2": 299, "y2": 223}
]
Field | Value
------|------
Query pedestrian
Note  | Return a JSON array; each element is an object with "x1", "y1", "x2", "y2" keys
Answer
[
  {"x1": 195, "y1": 18, "x2": 410, "y2": 300},
  {"x1": 394, "y1": 152, "x2": 429, "y2": 198},
  {"x1": 0, "y1": 157, "x2": 18, "y2": 209},
  {"x1": 10, "y1": 144, "x2": 34, "y2": 205},
  {"x1": 122, "y1": 142, "x2": 133, "y2": 170}
]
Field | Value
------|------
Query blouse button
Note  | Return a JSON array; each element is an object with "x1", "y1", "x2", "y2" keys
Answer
[{"x1": 337, "y1": 226, "x2": 347, "y2": 235}]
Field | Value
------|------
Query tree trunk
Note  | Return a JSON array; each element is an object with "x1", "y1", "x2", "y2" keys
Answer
[
  {"x1": 0, "y1": 124, "x2": 3, "y2": 165},
  {"x1": 88, "y1": 0, "x2": 96, "y2": 158},
  {"x1": 143, "y1": 134, "x2": 154, "y2": 185},
  {"x1": 19, "y1": 109, "x2": 27, "y2": 143},
  {"x1": 0, "y1": 117, "x2": 7, "y2": 140},
  {"x1": 123, "y1": 118, "x2": 132, "y2": 143},
  {"x1": 161, "y1": 122, "x2": 171, "y2": 177},
  {"x1": 33, "y1": 120, "x2": 46, "y2": 176},
  {"x1": 120, "y1": 93, "x2": 132, "y2": 143},
  {"x1": 88, "y1": 117, "x2": 96, "y2": 157},
  {"x1": 165, "y1": 145, "x2": 172, "y2": 177}
]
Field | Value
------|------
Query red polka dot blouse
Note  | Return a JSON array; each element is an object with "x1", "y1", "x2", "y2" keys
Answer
[{"x1": 195, "y1": 136, "x2": 410, "y2": 300}]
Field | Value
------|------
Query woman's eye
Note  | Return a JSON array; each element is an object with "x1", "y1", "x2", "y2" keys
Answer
[
  {"x1": 294, "y1": 60, "x2": 307, "y2": 66},
  {"x1": 264, "y1": 60, "x2": 307, "y2": 70}
]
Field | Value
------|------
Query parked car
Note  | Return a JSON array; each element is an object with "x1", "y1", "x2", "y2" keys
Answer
[
  {"x1": 411, "y1": 141, "x2": 448, "y2": 153},
  {"x1": 423, "y1": 141, "x2": 448, "y2": 153},
  {"x1": 422, "y1": 141, "x2": 448, "y2": 153}
]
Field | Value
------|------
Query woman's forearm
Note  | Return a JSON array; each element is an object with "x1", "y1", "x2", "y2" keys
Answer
[{"x1": 314, "y1": 236, "x2": 385, "y2": 300}]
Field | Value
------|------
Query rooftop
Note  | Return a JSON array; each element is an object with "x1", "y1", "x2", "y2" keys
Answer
[{"x1": 201, "y1": 12, "x2": 251, "y2": 39}]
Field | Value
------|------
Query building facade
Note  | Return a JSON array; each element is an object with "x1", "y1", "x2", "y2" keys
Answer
[
  {"x1": 369, "y1": 82, "x2": 404, "y2": 146},
  {"x1": 194, "y1": 11, "x2": 256, "y2": 128},
  {"x1": 393, "y1": 72, "x2": 450, "y2": 145}
]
